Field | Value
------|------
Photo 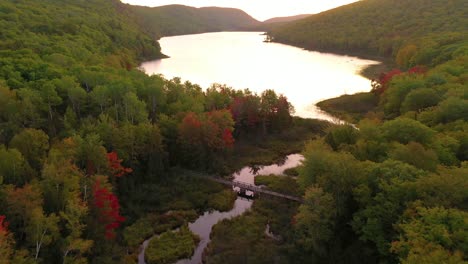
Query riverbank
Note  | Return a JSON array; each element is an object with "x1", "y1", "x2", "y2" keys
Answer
[
  {"x1": 121, "y1": 172, "x2": 237, "y2": 262},
  {"x1": 316, "y1": 92, "x2": 380, "y2": 123},
  {"x1": 265, "y1": 36, "x2": 393, "y2": 80},
  {"x1": 222, "y1": 117, "x2": 329, "y2": 176},
  {"x1": 122, "y1": 116, "x2": 327, "y2": 263},
  {"x1": 204, "y1": 175, "x2": 302, "y2": 263}
]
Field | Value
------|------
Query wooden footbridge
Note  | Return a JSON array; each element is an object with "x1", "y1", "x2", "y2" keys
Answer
[{"x1": 182, "y1": 169, "x2": 303, "y2": 203}]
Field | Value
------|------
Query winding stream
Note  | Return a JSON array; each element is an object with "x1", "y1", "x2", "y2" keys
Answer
[
  {"x1": 138, "y1": 154, "x2": 304, "y2": 264},
  {"x1": 138, "y1": 31, "x2": 379, "y2": 264}
]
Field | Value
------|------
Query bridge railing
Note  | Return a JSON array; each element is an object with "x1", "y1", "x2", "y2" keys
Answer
[{"x1": 175, "y1": 168, "x2": 303, "y2": 203}]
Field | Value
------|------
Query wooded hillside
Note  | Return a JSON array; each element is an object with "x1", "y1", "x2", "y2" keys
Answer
[
  {"x1": 268, "y1": 0, "x2": 467, "y2": 60},
  {"x1": 128, "y1": 4, "x2": 261, "y2": 38},
  {"x1": 263, "y1": 14, "x2": 311, "y2": 24},
  {"x1": 0, "y1": 1, "x2": 298, "y2": 262}
]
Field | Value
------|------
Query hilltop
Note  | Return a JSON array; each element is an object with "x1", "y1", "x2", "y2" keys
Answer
[
  {"x1": 127, "y1": 4, "x2": 261, "y2": 38},
  {"x1": 0, "y1": 0, "x2": 163, "y2": 71},
  {"x1": 268, "y1": 0, "x2": 467, "y2": 62},
  {"x1": 263, "y1": 14, "x2": 311, "y2": 24}
]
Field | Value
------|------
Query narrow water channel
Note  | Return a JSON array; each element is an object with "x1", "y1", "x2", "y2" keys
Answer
[{"x1": 138, "y1": 154, "x2": 304, "y2": 264}]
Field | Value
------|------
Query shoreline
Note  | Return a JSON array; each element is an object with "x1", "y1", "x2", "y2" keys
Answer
[
  {"x1": 145, "y1": 31, "x2": 390, "y2": 124},
  {"x1": 265, "y1": 36, "x2": 395, "y2": 80},
  {"x1": 153, "y1": 30, "x2": 393, "y2": 80}
]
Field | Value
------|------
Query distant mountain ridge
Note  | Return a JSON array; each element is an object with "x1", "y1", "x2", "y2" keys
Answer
[
  {"x1": 128, "y1": 4, "x2": 261, "y2": 38},
  {"x1": 263, "y1": 14, "x2": 311, "y2": 24}
]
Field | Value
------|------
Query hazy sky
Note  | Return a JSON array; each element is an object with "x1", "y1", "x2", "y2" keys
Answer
[{"x1": 120, "y1": 0, "x2": 359, "y2": 21}]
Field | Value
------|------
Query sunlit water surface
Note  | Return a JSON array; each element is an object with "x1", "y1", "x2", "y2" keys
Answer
[
  {"x1": 140, "y1": 32, "x2": 379, "y2": 121},
  {"x1": 138, "y1": 31, "x2": 379, "y2": 264}
]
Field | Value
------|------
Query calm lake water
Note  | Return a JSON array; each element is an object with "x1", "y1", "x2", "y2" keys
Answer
[
  {"x1": 138, "y1": 32, "x2": 377, "y2": 264},
  {"x1": 140, "y1": 32, "x2": 379, "y2": 121}
]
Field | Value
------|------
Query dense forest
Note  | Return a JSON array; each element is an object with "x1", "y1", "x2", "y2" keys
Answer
[
  {"x1": 0, "y1": 0, "x2": 467, "y2": 263},
  {"x1": 268, "y1": 0, "x2": 467, "y2": 60},
  {"x1": 126, "y1": 4, "x2": 311, "y2": 40},
  {"x1": 228, "y1": 0, "x2": 468, "y2": 263},
  {"x1": 127, "y1": 4, "x2": 261, "y2": 39},
  {"x1": 204, "y1": 53, "x2": 468, "y2": 263},
  {"x1": 0, "y1": 0, "x2": 303, "y2": 263}
]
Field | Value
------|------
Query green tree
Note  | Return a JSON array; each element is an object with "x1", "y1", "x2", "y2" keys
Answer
[
  {"x1": 4, "y1": 183, "x2": 59, "y2": 260},
  {"x1": 40, "y1": 81, "x2": 62, "y2": 122},
  {"x1": 388, "y1": 142, "x2": 439, "y2": 172},
  {"x1": 59, "y1": 184, "x2": 93, "y2": 263},
  {"x1": 391, "y1": 206, "x2": 468, "y2": 264},
  {"x1": 295, "y1": 186, "x2": 336, "y2": 259},
  {"x1": 352, "y1": 160, "x2": 427, "y2": 257},
  {"x1": 435, "y1": 98, "x2": 468, "y2": 124},
  {"x1": 90, "y1": 85, "x2": 110, "y2": 115},
  {"x1": 299, "y1": 140, "x2": 363, "y2": 217},
  {"x1": 74, "y1": 134, "x2": 108, "y2": 176},
  {"x1": 351, "y1": 119, "x2": 388, "y2": 162},
  {"x1": 122, "y1": 92, "x2": 148, "y2": 124},
  {"x1": 400, "y1": 88, "x2": 441, "y2": 113},
  {"x1": 381, "y1": 118, "x2": 435, "y2": 146},
  {"x1": 10, "y1": 128, "x2": 49, "y2": 171},
  {"x1": 16, "y1": 88, "x2": 46, "y2": 129},
  {"x1": 414, "y1": 165, "x2": 468, "y2": 210},
  {"x1": 0, "y1": 84, "x2": 19, "y2": 144},
  {"x1": 0, "y1": 145, "x2": 31, "y2": 186},
  {"x1": 324, "y1": 124, "x2": 358, "y2": 151},
  {"x1": 137, "y1": 75, "x2": 166, "y2": 122},
  {"x1": 26, "y1": 207, "x2": 59, "y2": 260},
  {"x1": 381, "y1": 76, "x2": 425, "y2": 118},
  {"x1": 67, "y1": 83, "x2": 87, "y2": 119},
  {"x1": 396, "y1": 44, "x2": 418, "y2": 68},
  {"x1": 259, "y1": 89, "x2": 279, "y2": 134},
  {"x1": 204, "y1": 84, "x2": 234, "y2": 111}
]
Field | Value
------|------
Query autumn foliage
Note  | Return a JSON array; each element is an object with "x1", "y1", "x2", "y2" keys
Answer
[
  {"x1": 222, "y1": 128, "x2": 234, "y2": 147},
  {"x1": 407, "y1": 66, "x2": 426, "y2": 75},
  {"x1": 372, "y1": 66, "x2": 426, "y2": 95},
  {"x1": 107, "y1": 151, "x2": 133, "y2": 177},
  {"x1": 93, "y1": 181, "x2": 125, "y2": 239},
  {"x1": 0, "y1": 214, "x2": 13, "y2": 261},
  {"x1": 0, "y1": 215, "x2": 8, "y2": 235},
  {"x1": 229, "y1": 96, "x2": 261, "y2": 128},
  {"x1": 371, "y1": 69, "x2": 402, "y2": 94},
  {"x1": 177, "y1": 110, "x2": 235, "y2": 168},
  {"x1": 179, "y1": 110, "x2": 235, "y2": 150}
]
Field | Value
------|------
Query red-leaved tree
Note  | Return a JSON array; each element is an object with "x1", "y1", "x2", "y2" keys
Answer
[
  {"x1": 407, "y1": 66, "x2": 426, "y2": 75},
  {"x1": 0, "y1": 215, "x2": 14, "y2": 260},
  {"x1": 372, "y1": 66, "x2": 426, "y2": 95},
  {"x1": 371, "y1": 69, "x2": 403, "y2": 94},
  {"x1": 107, "y1": 151, "x2": 133, "y2": 177},
  {"x1": 0, "y1": 215, "x2": 8, "y2": 236},
  {"x1": 92, "y1": 181, "x2": 125, "y2": 239},
  {"x1": 229, "y1": 96, "x2": 261, "y2": 132},
  {"x1": 222, "y1": 128, "x2": 234, "y2": 147}
]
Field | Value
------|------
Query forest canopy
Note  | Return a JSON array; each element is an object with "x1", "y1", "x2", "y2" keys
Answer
[
  {"x1": 0, "y1": 0, "x2": 466, "y2": 263},
  {"x1": 263, "y1": 0, "x2": 468, "y2": 262},
  {"x1": 127, "y1": 4, "x2": 261, "y2": 39},
  {"x1": 0, "y1": 1, "x2": 296, "y2": 262}
]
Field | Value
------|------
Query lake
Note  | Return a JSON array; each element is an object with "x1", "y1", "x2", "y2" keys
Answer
[{"x1": 140, "y1": 32, "x2": 379, "y2": 120}]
